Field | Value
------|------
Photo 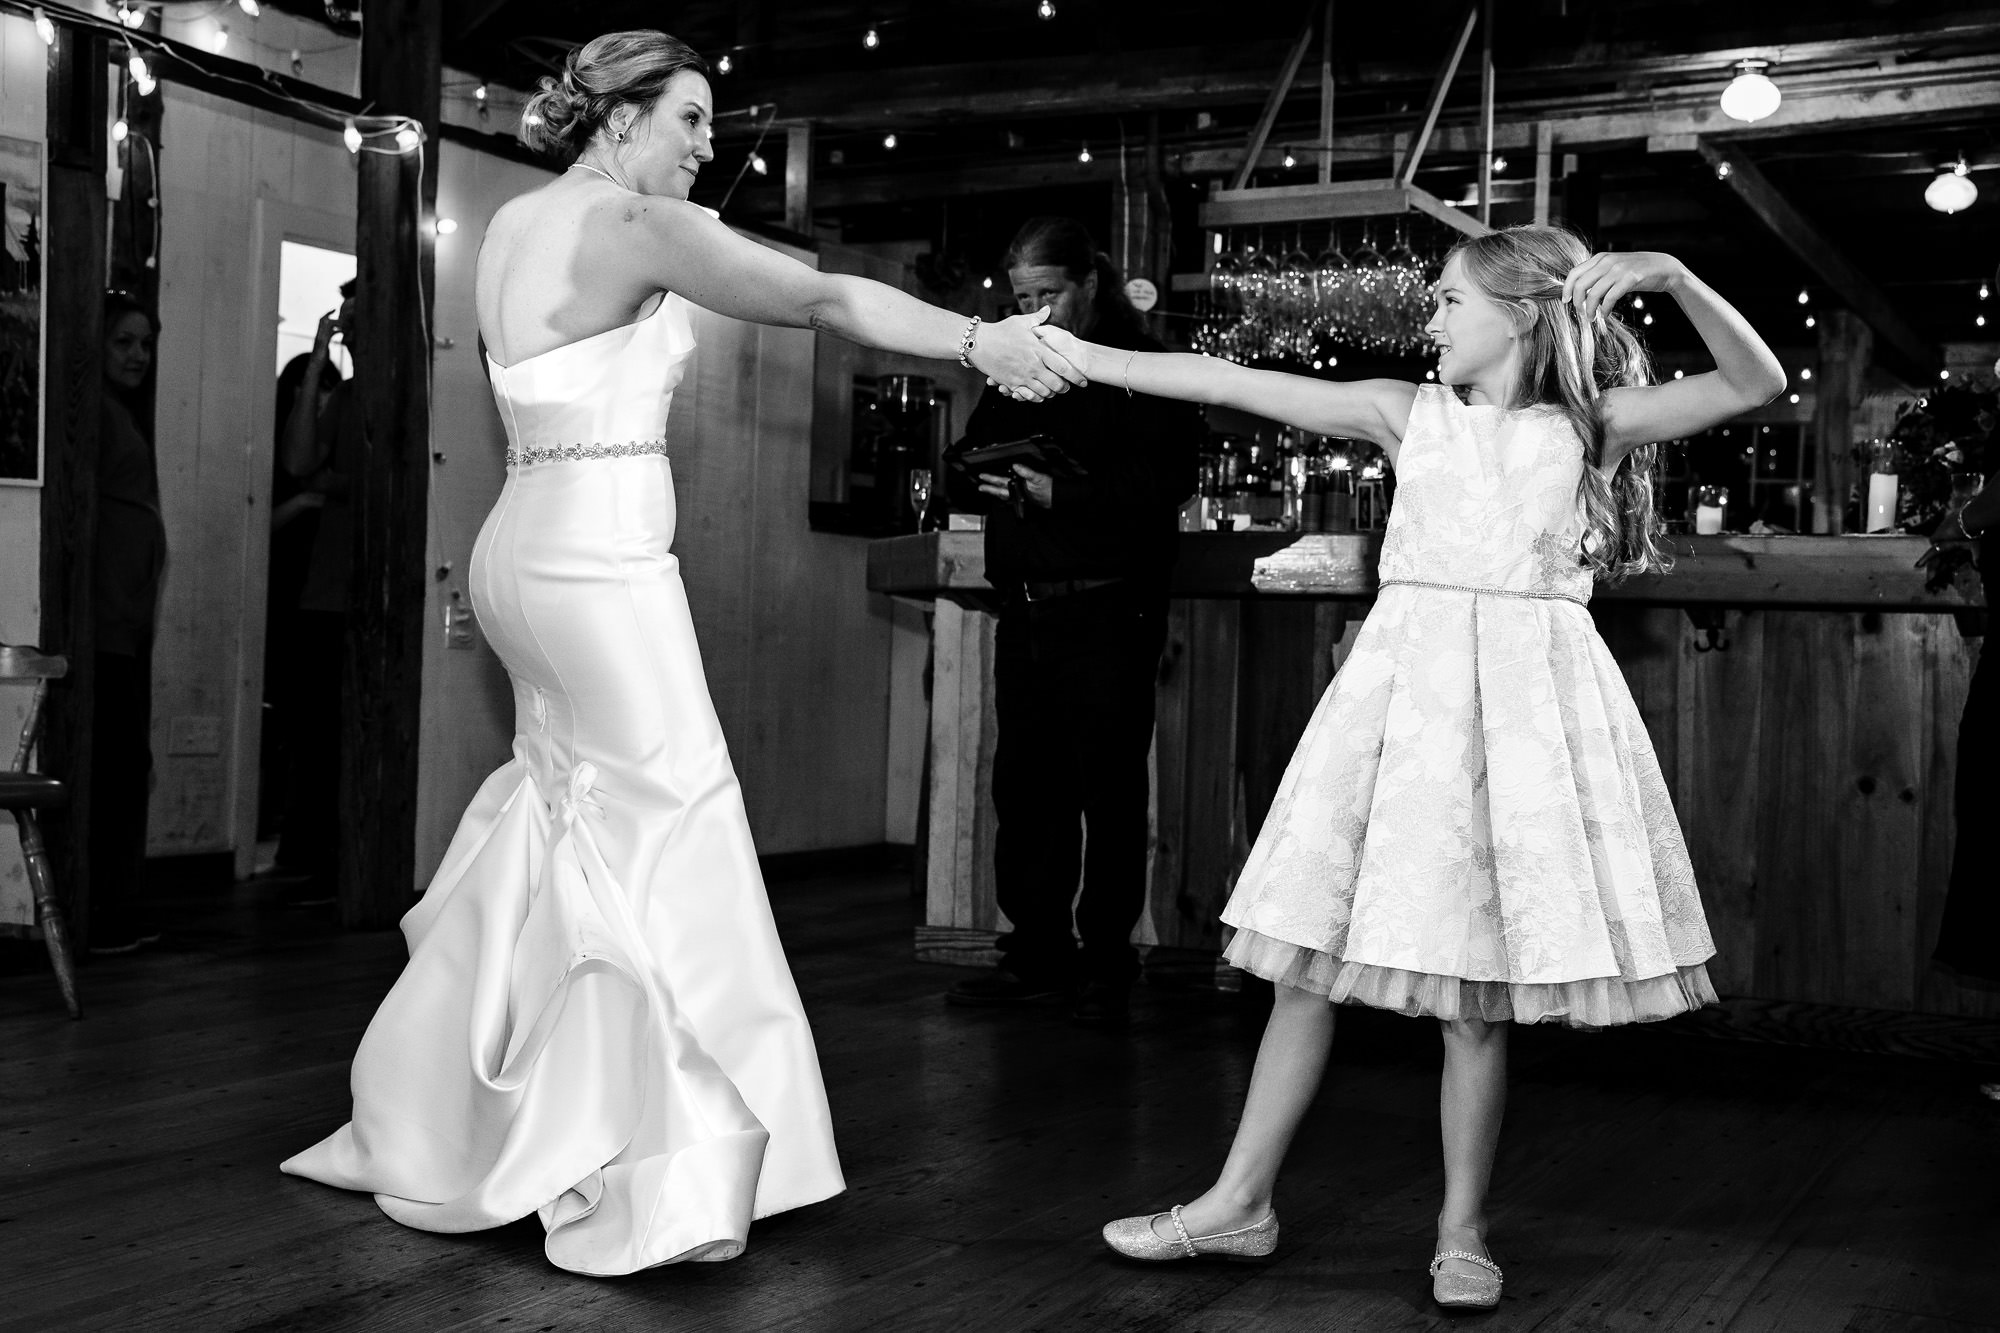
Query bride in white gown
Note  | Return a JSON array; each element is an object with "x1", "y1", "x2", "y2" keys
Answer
[{"x1": 281, "y1": 30, "x2": 1082, "y2": 1277}]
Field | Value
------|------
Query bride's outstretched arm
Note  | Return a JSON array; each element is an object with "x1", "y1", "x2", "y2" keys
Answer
[{"x1": 622, "y1": 197, "x2": 1082, "y2": 398}]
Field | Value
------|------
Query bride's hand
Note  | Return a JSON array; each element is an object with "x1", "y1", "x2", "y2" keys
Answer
[
  {"x1": 970, "y1": 308, "x2": 1087, "y2": 401},
  {"x1": 1030, "y1": 325, "x2": 1094, "y2": 382}
]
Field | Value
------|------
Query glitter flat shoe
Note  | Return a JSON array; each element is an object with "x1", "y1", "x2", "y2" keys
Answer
[
  {"x1": 1430, "y1": 1248, "x2": 1504, "y2": 1309},
  {"x1": 1101, "y1": 1205, "x2": 1279, "y2": 1261}
]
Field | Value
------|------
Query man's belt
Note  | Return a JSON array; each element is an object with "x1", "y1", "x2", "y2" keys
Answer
[{"x1": 1022, "y1": 577, "x2": 1124, "y2": 602}]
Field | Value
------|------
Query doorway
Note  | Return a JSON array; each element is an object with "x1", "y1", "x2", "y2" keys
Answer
[{"x1": 256, "y1": 240, "x2": 354, "y2": 878}]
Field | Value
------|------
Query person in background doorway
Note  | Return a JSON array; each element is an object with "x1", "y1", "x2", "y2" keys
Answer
[
  {"x1": 88, "y1": 289, "x2": 167, "y2": 954},
  {"x1": 275, "y1": 279, "x2": 360, "y2": 901},
  {"x1": 258, "y1": 354, "x2": 334, "y2": 846},
  {"x1": 942, "y1": 217, "x2": 1203, "y2": 1026}
]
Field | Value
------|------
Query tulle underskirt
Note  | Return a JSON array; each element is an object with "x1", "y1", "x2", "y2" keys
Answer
[{"x1": 1223, "y1": 926, "x2": 1718, "y2": 1028}]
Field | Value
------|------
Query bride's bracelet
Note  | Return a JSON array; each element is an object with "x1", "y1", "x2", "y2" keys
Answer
[{"x1": 957, "y1": 314, "x2": 980, "y2": 369}]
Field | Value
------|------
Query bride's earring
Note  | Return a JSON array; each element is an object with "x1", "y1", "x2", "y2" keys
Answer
[{"x1": 613, "y1": 128, "x2": 626, "y2": 143}]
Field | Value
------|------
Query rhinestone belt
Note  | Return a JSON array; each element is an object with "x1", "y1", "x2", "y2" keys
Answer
[
  {"x1": 505, "y1": 440, "x2": 669, "y2": 468},
  {"x1": 1377, "y1": 577, "x2": 1589, "y2": 606}
]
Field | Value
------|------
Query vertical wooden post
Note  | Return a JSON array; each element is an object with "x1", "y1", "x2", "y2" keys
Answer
[
  {"x1": 40, "y1": 26, "x2": 110, "y2": 946},
  {"x1": 345, "y1": 0, "x2": 441, "y2": 929},
  {"x1": 784, "y1": 123, "x2": 813, "y2": 236},
  {"x1": 1477, "y1": 0, "x2": 1495, "y2": 225},
  {"x1": 1812, "y1": 311, "x2": 1873, "y2": 535},
  {"x1": 1532, "y1": 121, "x2": 1554, "y2": 225},
  {"x1": 1108, "y1": 116, "x2": 1173, "y2": 339},
  {"x1": 1316, "y1": 0, "x2": 1334, "y2": 184}
]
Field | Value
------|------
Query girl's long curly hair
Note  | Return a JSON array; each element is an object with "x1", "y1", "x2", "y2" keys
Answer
[{"x1": 1445, "y1": 223, "x2": 1669, "y2": 583}]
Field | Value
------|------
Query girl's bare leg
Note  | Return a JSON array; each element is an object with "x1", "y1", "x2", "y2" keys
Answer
[
  {"x1": 1160, "y1": 983, "x2": 1336, "y2": 1240},
  {"x1": 1435, "y1": 1016, "x2": 1509, "y2": 1275}
]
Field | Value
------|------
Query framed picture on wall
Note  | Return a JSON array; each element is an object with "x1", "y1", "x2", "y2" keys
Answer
[{"x1": 0, "y1": 135, "x2": 45, "y2": 487}]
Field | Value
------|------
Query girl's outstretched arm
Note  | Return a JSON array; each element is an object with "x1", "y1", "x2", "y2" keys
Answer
[
  {"x1": 1566, "y1": 252, "x2": 1787, "y2": 466},
  {"x1": 1034, "y1": 328, "x2": 1418, "y2": 458}
]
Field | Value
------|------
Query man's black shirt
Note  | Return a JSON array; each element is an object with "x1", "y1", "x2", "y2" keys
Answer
[{"x1": 945, "y1": 320, "x2": 1203, "y2": 597}]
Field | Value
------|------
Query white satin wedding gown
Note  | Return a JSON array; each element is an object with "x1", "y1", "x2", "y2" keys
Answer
[{"x1": 281, "y1": 292, "x2": 845, "y2": 1276}]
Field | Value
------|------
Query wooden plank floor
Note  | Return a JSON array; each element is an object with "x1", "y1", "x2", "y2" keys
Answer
[{"x1": 2, "y1": 868, "x2": 1995, "y2": 1333}]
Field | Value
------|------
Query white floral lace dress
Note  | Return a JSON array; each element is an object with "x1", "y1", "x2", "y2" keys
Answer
[{"x1": 1221, "y1": 384, "x2": 1717, "y2": 1027}]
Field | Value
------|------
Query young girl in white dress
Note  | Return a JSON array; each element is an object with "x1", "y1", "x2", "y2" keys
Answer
[{"x1": 1035, "y1": 225, "x2": 1784, "y2": 1308}]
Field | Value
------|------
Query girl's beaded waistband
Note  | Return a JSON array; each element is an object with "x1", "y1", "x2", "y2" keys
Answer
[
  {"x1": 1377, "y1": 577, "x2": 1589, "y2": 606},
  {"x1": 505, "y1": 440, "x2": 669, "y2": 468}
]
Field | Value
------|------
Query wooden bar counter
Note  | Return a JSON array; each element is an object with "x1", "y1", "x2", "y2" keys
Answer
[{"x1": 872, "y1": 532, "x2": 2000, "y2": 1032}]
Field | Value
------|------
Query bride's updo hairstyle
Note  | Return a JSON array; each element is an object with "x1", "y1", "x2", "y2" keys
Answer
[{"x1": 520, "y1": 30, "x2": 710, "y2": 163}]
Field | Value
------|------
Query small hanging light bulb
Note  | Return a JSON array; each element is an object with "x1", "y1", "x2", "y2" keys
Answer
[
  {"x1": 1800, "y1": 367, "x2": 1813, "y2": 380},
  {"x1": 112, "y1": 118, "x2": 129, "y2": 143},
  {"x1": 474, "y1": 83, "x2": 488, "y2": 102},
  {"x1": 1037, "y1": 0, "x2": 1056, "y2": 17},
  {"x1": 395, "y1": 124, "x2": 422, "y2": 153},
  {"x1": 136, "y1": 75, "x2": 155, "y2": 96},
  {"x1": 1632, "y1": 296, "x2": 1645, "y2": 309},
  {"x1": 717, "y1": 54, "x2": 733, "y2": 74},
  {"x1": 128, "y1": 53, "x2": 151, "y2": 84},
  {"x1": 1491, "y1": 154, "x2": 1508, "y2": 174},
  {"x1": 1282, "y1": 147, "x2": 1296, "y2": 169},
  {"x1": 1642, "y1": 313, "x2": 1654, "y2": 326},
  {"x1": 1796, "y1": 289, "x2": 1809, "y2": 305},
  {"x1": 33, "y1": 8, "x2": 56, "y2": 45},
  {"x1": 1805, "y1": 314, "x2": 1816, "y2": 329},
  {"x1": 238, "y1": 0, "x2": 260, "y2": 15},
  {"x1": 982, "y1": 276, "x2": 993, "y2": 289},
  {"x1": 863, "y1": 26, "x2": 880, "y2": 49},
  {"x1": 289, "y1": 48, "x2": 303, "y2": 75},
  {"x1": 343, "y1": 119, "x2": 363, "y2": 153},
  {"x1": 1078, "y1": 143, "x2": 1092, "y2": 163},
  {"x1": 118, "y1": 5, "x2": 145, "y2": 29},
  {"x1": 433, "y1": 217, "x2": 458, "y2": 236},
  {"x1": 882, "y1": 132, "x2": 897, "y2": 150},
  {"x1": 749, "y1": 151, "x2": 768, "y2": 175},
  {"x1": 209, "y1": 23, "x2": 229, "y2": 54}
]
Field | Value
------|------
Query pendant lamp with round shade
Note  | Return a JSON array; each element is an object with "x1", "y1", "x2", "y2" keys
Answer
[
  {"x1": 1925, "y1": 158, "x2": 1977, "y2": 214},
  {"x1": 1719, "y1": 59, "x2": 1782, "y2": 124}
]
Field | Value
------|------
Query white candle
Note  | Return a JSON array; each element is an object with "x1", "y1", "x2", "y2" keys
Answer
[
  {"x1": 1695, "y1": 504, "x2": 1724, "y2": 535},
  {"x1": 1865, "y1": 472, "x2": 1899, "y2": 533}
]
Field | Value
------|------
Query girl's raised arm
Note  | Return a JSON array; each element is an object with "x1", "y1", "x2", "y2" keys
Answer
[
  {"x1": 1567, "y1": 252, "x2": 1787, "y2": 466},
  {"x1": 1034, "y1": 329, "x2": 1417, "y2": 457}
]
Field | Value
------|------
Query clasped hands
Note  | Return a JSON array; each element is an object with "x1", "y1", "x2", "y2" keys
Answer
[{"x1": 969, "y1": 310, "x2": 1097, "y2": 401}]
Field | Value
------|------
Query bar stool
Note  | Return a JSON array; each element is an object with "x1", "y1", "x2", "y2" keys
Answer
[{"x1": 0, "y1": 645, "x2": 82, "y2": 1019}]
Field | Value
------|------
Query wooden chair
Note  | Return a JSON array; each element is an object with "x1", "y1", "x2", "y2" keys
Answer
[{"x1": 0, "y1": 645, "x2": 82, "y2": 1019}]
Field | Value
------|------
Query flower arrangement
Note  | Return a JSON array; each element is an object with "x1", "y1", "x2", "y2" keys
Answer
[{"x1": 1862, "y1": 371, "x2": 1998, "y2": 535}]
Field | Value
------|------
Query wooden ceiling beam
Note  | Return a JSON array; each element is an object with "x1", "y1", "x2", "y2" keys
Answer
[{"x1": 1695, "y1": 139, "x2": 1936, "y2": 378}]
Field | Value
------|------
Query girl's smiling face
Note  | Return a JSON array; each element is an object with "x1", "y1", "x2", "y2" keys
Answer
[{"x1": 1425, "y1": 252, "x2": 1523, "y2": 404}]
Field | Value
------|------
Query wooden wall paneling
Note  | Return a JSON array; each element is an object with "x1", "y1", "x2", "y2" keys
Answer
[
  {"x1": 149, "y1": 89, "x2": 257, "y2": 856},
  {"x1": 413, "y1": 145, "x2": 533, "y2": 887},
  {"x1": 1309, "y1": 601, "x2": 1356, "y2": 698},
  {"x1": 1753, "y1": 611, "x2": 1854, "y2": 1004},
  {"x1": 1143, "y1": 600, "x2": 1195, "y2": 955},
  {"x1": 671, "y1": 306, "x2": 760, "y2": 746},
  {"x1": 1597, "y1": 605, "x2": 1684, "y2": 785},
  {"x1": 916, "y1": 601, "x2": 1002, "y2": 964},
  {"x1": 740, "y1": 314, "x2": 893, "y2": 853},
  {"x1": 39, "y1": 25, "x2": 109, "y2": 943},
  {"x1": 1915, "y1": 632, "x2": 1999, "y2": 1017},
  {"x1": 1676, "y1": 610, "x2": 1765, "y2": 997},
  {"x1": 1156, "y1": 599, "x2": 1243, "y2": 952},
  {"x1": 1236, "y1": 600, "x2": 1321, "y2": 839},
  {"x1": 1833, "y1": 614, "x2": 1934, "y2": 1011}
]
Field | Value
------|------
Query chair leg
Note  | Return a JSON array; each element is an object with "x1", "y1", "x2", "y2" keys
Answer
[{"x1": 14, "y1": 810, "x2": 82, "y2": 1020}]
